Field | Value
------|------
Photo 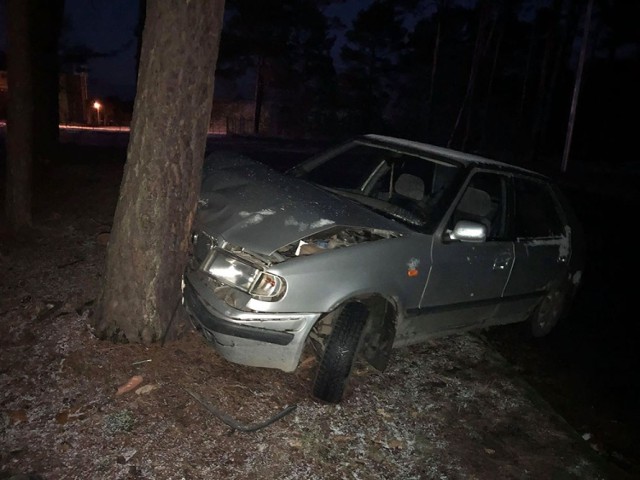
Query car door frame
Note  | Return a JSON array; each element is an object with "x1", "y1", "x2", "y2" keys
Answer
[
  {"x1": 405, "y1": 167, "x2": 515, "y2": 340},
  {"x1": 489, "y1": 173, "x2": 573, "y2": 327}
]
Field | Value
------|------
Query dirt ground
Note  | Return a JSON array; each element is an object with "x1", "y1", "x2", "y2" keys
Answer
[{"x1": 0, "y1": 139, "x2": 631, "y2": 479}]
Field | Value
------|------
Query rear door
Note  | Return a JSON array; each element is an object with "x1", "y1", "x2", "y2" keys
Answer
[{"x1": 491, "y1": 176, "x2": 570, "y2": 326}]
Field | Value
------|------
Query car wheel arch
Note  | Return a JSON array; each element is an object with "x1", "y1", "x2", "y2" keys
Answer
[
  {"x1": 312, "y1": 293, "x2": 399, "y2": 373},
  {"x1": 529, "y1": 276, "x2": 574, "y2": 338}
]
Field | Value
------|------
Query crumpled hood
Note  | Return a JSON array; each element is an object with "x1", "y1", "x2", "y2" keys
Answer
[{"x1": 195, "y1": 153, "x2": 407, "y2": 255}]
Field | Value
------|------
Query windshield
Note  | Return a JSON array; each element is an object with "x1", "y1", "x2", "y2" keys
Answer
[{"x1": 290, "y1": 141, "x2": 462, "y2": 231}]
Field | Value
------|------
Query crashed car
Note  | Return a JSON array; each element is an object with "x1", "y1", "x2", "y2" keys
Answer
[{"x1": 183, "y1": 134, "x2": 584, "y2": 403}]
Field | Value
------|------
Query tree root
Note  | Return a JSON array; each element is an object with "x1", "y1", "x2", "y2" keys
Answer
[{"x1": 184, "y1": 388, "x2": 297, "y2": 432}]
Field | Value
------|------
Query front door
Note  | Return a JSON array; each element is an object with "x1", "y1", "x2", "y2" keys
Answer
[{"x1": 406, "y1": 171, "x2": 513, "y2": 340}]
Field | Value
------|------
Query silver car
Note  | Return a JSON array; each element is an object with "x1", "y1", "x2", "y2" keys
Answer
[{"x1": 183, "y1": 134, "x2": 584, "y2": 403}]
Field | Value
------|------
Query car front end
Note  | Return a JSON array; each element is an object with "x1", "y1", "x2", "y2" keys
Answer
[
  {"x1": 183, "y1": 231, "x2": 322, "y2": 372},
  {"x1": 182, "y1": 151, "x2": 413, "y2": 372}
]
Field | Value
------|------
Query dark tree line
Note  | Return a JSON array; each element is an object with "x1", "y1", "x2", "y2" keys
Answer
[
  {"x1": 218, "y1": 0, "x2": 639, "y2": 165},
  {"x1": 217, "y1": 0, "x2": 339, "y2": 135}
]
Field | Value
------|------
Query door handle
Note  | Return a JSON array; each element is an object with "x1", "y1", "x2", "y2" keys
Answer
[{"x1": 493, "y1": 254, "x2": 511, "y2": 271}]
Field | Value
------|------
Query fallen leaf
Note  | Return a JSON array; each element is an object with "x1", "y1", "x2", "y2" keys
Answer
[
  {"x1": 8, "y1": 409, "x2": 28, "y2": 424},
  {"x1": 388, "y1": 438, "x2": 404, "y2": 450},
  {"x1": 116, "y1": 375, "x2": 143, "y2": 396},
  {"x1": 55, "y1": 406, "x2": 84, "y2": 424},
  {"x1": 135, "y1": 384, "x2": 159, "y2": 395},
  {"x1": 288, "y1": 439, "x2": 303, "y2": 449},
  {"x1": 55, "y1": 411, "x2": 70, "y2": 424},
  {"x1": 97, "y1": 232, "x2": 111, "y2": 246},
  {"x1": 297, "y1": 356, "x2": 316, "y2": 369}
]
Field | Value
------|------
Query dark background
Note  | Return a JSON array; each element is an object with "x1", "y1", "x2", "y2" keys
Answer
[{"x1": 1, "y1": 0, "x2": 639, "y2": 476}]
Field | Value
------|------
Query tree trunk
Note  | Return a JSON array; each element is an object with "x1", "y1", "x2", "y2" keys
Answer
[
  {"x1": 135, "y1": 0, "x2": 147, "y2": 79},
  {"x1": 448, "y1": 1, "x2": 490, "y2": 149},
  {"x1": 31, "y1": 0, "x2": 64, "y2": 166},
  {"x1": 94, "y1": 0, "x2": 225, "y2": 344},
  {"x1": 527, "y1": 0, "x2": 561, "y2": 160},
  {"x1": 253, "y1": 56, "x2": 265, "y2": 135},
  {"x1": 425, "y1": 2, "x2": 444, "y2": 134},
  {"x1": 462, "y1": 10, "x2": 496, "y2": 150},
  {"x1": 5, "y1": 0, "x2": 35, "y2": 230},
  {"x1": 479, "y1": 16, "x2": 504, "y2": 150},
  {"x1": 561, "y1": 0, "x2": 594, "y2": 172}
]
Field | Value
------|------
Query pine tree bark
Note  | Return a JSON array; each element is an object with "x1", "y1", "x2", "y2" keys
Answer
[
  {"x1": 94, "y1": 0, "x2": 225, "y2": 343},
  {"x1": 6, "y1": 0, "x2": 35, "y2": 230},
  {"x1": 31, "y1": 0, "x2": 64, "y2": 166}
]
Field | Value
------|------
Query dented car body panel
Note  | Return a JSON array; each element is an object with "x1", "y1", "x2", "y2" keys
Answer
[
  {"x1": 196, "y1": 154, "x2": 412, "y2": 256},
  {"x1": 183, "y1": 135, "x2": 584, "y2": 375}
]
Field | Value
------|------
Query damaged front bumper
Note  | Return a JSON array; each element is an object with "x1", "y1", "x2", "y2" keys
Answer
[{"x1": 182, "y1": 269, "x2": 321, "y2": 372}]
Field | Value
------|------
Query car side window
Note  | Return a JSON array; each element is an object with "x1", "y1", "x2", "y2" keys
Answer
[
  {"x1": 449, "y1": 172, "x2": 509, "y2": 241},
  {"x1": 513, "y1": 177, "x2": 564, "y2": 238}
]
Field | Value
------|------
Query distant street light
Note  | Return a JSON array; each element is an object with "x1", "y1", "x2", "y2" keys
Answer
[{"x1": 93, "y1": 101, "x2": 102, "y2": 125}]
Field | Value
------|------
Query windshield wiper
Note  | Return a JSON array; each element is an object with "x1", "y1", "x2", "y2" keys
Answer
[{"x1": 322, "y1": 188, "x2": 426, "y2": 228}]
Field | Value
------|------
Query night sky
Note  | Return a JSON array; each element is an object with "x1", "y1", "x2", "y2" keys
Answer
[
  {"x1": 61, "y1": 0, "x2": 140, "y2": 100},
  {"x1": 1, "y1": 0, "x2": 378, "y2": 101}
]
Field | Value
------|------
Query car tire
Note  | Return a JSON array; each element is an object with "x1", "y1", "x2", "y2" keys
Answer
[
  {"x1": 529, "y1": 286, "x2": 568, "y2": 338},
  {"x1": 312, "y1": 301, "x2": 369, "y2": 403}
]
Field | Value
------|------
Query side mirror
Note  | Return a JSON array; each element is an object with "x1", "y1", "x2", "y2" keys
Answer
[{"x1": 446, "y1": 220, "x2": 487, "y2": 243}]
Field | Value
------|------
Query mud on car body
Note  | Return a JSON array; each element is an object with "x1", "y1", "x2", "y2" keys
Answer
[{"x1": 182, "y1": 134, "x2": 585, "y2": 403}]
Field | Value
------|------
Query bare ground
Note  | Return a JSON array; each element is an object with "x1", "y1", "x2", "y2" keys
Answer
[{"x1": 0, "y1": 141, "x2": 628, "y2": 479}]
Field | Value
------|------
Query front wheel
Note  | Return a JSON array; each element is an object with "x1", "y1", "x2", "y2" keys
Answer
[{"x1": 312, "y1": 302, "x2": 369, "y2": 403}]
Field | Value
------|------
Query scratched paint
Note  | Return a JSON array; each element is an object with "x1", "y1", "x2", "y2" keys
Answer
[
  {"x1": 237, "y1": 209, "x2": 277, "y2": 227},
  {"x1": 285, "y1": 216, "x2": 310, "y2": 232}
]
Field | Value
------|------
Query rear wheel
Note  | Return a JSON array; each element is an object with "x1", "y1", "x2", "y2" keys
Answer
[
  {"x1": 530, "y1": 287, "x2": 568, "y2": 338},
  {"x1": 312, "y1": 302, "x2": 369, "y2": 403}
]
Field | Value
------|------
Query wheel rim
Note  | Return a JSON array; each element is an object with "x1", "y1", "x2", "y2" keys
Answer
[{"x1": 536, "y1": 291, "x2": 563, "y2": 331}]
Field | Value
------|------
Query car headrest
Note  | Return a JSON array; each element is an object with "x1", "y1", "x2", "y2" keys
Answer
[
  {"x1": 457, "y1": 187, "x2": 491, "y2": 218},
  {"x1": 395, "y1": 173, "x2": 424, "y2": 201}
]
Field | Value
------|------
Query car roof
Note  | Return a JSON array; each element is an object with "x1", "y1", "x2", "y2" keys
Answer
[{"x1": 361, "y1": 134, "x2": 547, "y2": 179}]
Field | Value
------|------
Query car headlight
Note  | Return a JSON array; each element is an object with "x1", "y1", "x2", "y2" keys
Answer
[{"x1": 203, "y1": 251, "x2": 286, "y2": 301}]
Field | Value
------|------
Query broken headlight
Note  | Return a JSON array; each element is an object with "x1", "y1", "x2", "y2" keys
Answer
[{"x1": 203, "y1": 251, "x2": 286, "y2": 301}]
